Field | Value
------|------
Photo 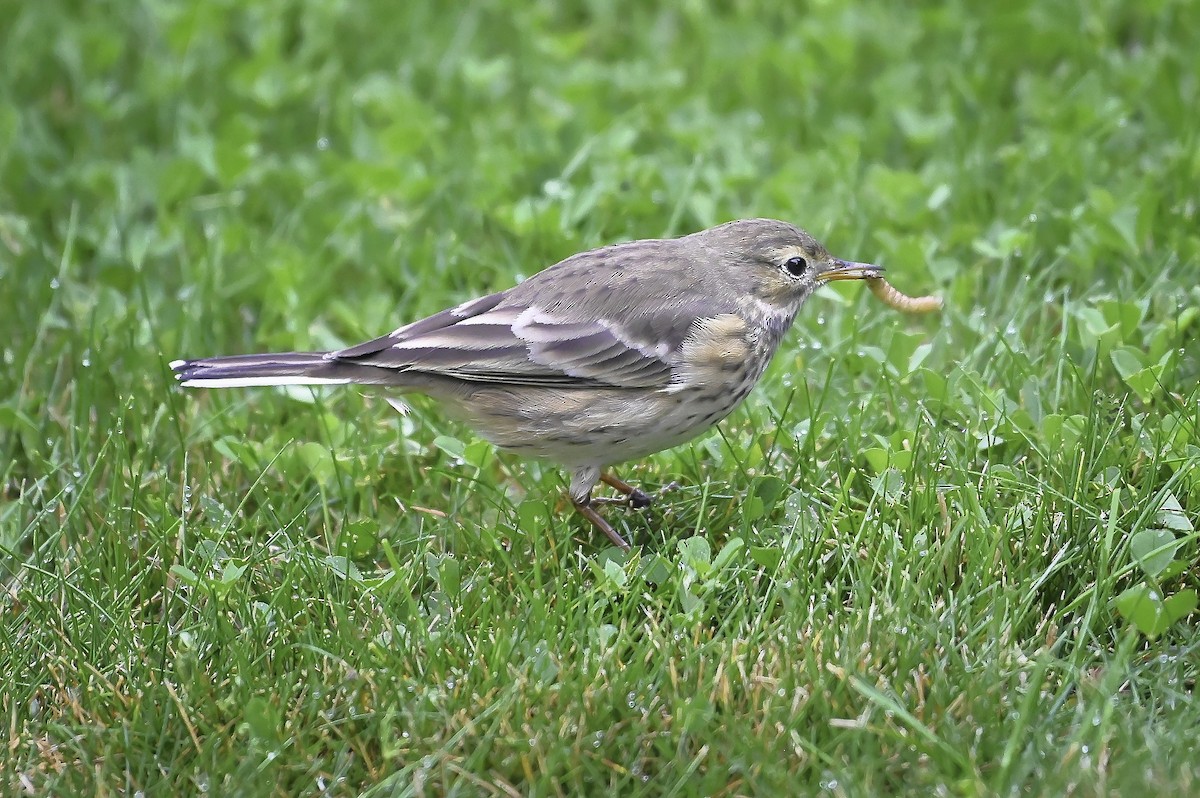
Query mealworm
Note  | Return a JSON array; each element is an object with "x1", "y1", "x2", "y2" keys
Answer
[{"x1": 867, "y1": 277, "x2": 943, "y2": 313}]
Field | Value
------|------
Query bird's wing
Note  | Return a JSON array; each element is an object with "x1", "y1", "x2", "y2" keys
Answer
[{"x1": 330, "y1": 289, "x2": 737, "y2": 389}]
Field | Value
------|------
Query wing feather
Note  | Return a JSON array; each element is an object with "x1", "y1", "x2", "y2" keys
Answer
[
  {"x1": 334, "y1": 301, "x2": 686, "y2": 388},
  {"x1": 328, "y1": 243, "x2": 745, "y2": 389}
]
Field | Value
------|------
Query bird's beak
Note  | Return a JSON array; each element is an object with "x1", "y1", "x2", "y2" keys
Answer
[{"x1": 819, "y1": 259, "x2": 884, "y2": 283}]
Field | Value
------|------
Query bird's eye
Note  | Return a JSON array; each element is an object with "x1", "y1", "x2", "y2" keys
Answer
[{"x1": 783, "y1": 256, "x2": 809, "y2": 277}]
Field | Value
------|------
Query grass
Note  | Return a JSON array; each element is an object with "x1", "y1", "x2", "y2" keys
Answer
[{"x1": 2, "y1": 0, "x2": 1199, "y2": 794}]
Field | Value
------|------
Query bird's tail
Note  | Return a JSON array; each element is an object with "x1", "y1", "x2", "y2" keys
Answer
[{"x1": 170, "y1": 351, "x2": 387, "y2": 388}]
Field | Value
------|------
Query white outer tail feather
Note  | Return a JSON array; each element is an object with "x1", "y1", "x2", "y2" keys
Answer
[{"x1": 178, "y1": 375, "x2": 352, "y2": 388}]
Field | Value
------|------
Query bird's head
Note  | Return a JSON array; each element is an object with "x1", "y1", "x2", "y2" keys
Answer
[{"x1": 696, "y1": 218, "x2": 882, "y2": 314}]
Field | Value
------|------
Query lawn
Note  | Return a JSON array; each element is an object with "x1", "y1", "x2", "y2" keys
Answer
[{"x1": 2, "y1": 0, "x2": 1198, "y2": 794}]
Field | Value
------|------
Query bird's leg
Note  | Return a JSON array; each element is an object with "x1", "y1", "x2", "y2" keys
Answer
[
  {"x1": 571, "y1": 495, "x2": 631, "y2": 551},
  {"x1": 596, "y1": 472, "x2": 680, "y2": 509},
  {"x1": 569, "y1": 466, "x2": 631, "y2": 550},
  {"x1": 599, "y1": 472, "x2": 655, "y2": 509}
]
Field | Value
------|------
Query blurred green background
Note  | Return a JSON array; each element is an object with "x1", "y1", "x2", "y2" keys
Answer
[{"x1": 2, "y1": 0, "x2": 1198, "y2": 794}]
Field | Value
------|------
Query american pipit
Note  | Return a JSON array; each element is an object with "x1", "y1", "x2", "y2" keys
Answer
[{"x1": 172, "y1": 218, "x2": 906, "y2": 550}]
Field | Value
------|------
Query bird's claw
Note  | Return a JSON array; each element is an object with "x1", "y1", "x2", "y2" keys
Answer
[{"x1": 594, "y1": 480, "x2": 679, "y2": 510}]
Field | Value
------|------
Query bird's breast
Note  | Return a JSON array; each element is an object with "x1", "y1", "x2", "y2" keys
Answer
[{"x1": 668, "y1": 313, "x2": 752, "y2": 393}]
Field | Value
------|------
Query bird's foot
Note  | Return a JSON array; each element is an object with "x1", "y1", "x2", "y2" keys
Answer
[{"x1": 596, "y1": 473, "x2": 679, "y2": 509}]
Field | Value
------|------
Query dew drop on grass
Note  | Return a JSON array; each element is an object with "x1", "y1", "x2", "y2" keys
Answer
[
  {"x1": 50, "y1": 278, "x2": 60, "y2": 289},
  {"x1": 317, "y1": 137, "x2": 330, "y2": 150}
]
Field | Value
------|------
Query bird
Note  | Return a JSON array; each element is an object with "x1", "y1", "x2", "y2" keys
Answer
[{"x1": 171, "y1": 218, "x2": 883, "y2": 550}]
